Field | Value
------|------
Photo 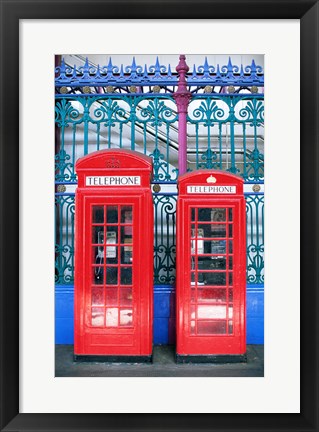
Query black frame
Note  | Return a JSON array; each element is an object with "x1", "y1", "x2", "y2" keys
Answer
[{"x1": 0, "y1": 1, "x2": 317, "y2": 431}]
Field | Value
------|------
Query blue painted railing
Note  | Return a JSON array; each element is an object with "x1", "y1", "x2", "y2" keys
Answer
[{"x1": 55, "y1": 56, "x2": 264, "y2": 90}]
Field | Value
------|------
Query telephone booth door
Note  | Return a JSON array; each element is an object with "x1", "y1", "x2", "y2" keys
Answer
[
  {"x1": 176, "y1": 171, "x2": 246, "y2": 362},
  {"x1": 74, "y1": 150, "x2": 153, "y2": 361}
]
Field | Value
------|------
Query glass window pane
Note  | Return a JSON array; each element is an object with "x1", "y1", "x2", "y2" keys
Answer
[
  {"x1": 92, "y1": 226, "x2": 104, "y2": 244},
  {"x1": 229, "y1": 224, "x2": 233, "y2": 238},
  {"x1": 229, "y1": 256, "x2": 233, "y2": 270},
  {"x1": 93, "y1": 266, "x2": 104, "y2": 284},
  {"x1": 106, "y1": 206, "x2": 118, "y2": 223},
  {"x1": 197, "y1": 257, "x2": 213, "y2": 270},
  {"x1": 191, "y1": 272, "x2": 205, "y2": 285},
  {"x1": 210, "y1": 240, "x2": 227, "y2": 254},
  {"x1": 92, "y1": 206, "x2": 104, "y2": 223},
  {"x1": 229, "y1": 272, "x2": 233, "y2": 286},
  {"x1": 106, "y1": 246, "x2": 118, "y2": 263},
  {"x1": 211, "y1": 224, "x2": 226, "y2": 237},
  {"x1": 198, "y1": 304, "x2": 227, "y2": 319},
  {"x1": 120, "y1": 308, "x2": 133, "y2": 326},
  {"x1": 229, "y1": 240, "x2": 233, "y2": 254},
  {"x1": 203, "y1": 272, "x2": 227, "y2": 286},
  {"x1": 209, "y1": 257, "x2": 226, "y2": 270},
  {"x1": 197, "y1": 208, "x2": 212, "y2": 221},
  {"x1": 197, "y1": 208, "x2": 226, "y2": 222},
  {"x1": 228, "y1": 320, "x2": 233, "y2": 334},
  {"x1": 228, "y1": 208, "x2": 233, "y2": 221},
  {"x1": 195, "y1": 257, "x2": 226, "y2": 271},
  {"x1": 121, "y1": 267, "x2": 132, "y2": 285},
  {"x1": 121, "y1": 226, "x2": 133, "y2": 244},
  {"x1": 190, "y1": 320, "x2": 196, "y2": 334},
  {"x1": 191, "y1": 208, "x2": 196, "y2": 222},
  {"x1": 121, "y1": 245, "x2": 133, "y2": 264},
  {"x1": 191, "y1": 287, "x2": 196, "y2": 302},
  {"x1": 211, "y1": 208, "x2": 226, "y2": 222},
  {"x1": 105, "y1": 288, "x2": 118, "y2": 306},
  {"x1": 120, "y1": 288, "x2": 133, "y2": 306},
  {"x1": 106, "y1": 267, "x2": 118, "y2": 285},
  {"x1": 229, "y1": 288, "x2": 233, "y2": 302},
  {"x1": 192, "y1": 225, "x2": 227, "y2": 239},
  {"x1": 91, "y1": 288, "x2": 104, "y2": 306},
  {"x1": 197, "y1": 320, "x2": 227, "y2": 335},
  {"x1": 121, "y1": 206, "x2": 133, "y2": 223},
  {"x1": 93, "y1": 246, "x2": 104, "y2": 264},
  {"x1": 197, "y1": 288, "x2": 227, "y2": 302},
  {"x1": 105, "y1": 308, "x2": 118, "y2": 327},
  {"x1": 91, "y1": 308, "x2": 104, "y2": 326},
  {"x1": 106, "y1": 227, "x2": 118, "y2": 243}
]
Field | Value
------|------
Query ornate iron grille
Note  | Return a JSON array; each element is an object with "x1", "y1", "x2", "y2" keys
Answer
[
  {"x1": 153, "y1": 193, "x2": 177, "y2": 284},
  {"x1": 55, "y1": 95, "x2": 179, "y2": 182},
  {"x1": 246, "y1": 193, "x2": 264, "y2": 284},
  {"x1": 187, "y1": 96, "x2": 264, "y2": 181},
  {"x1": 55, "y1": 193, "x2": 75, "y2": 284}
]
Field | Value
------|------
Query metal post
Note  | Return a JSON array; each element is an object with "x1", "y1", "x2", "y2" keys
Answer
[{"x1": 173, "y1": 55, "x2": 192, "y2": 176}]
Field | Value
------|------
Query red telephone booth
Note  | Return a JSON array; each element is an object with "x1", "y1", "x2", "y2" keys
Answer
[
  {"x1": 176, "y1": 170, "x2": 246, "y2": 362},
  {"x1": 74, "y1": 149, "x2": 153, "y2": 362}
]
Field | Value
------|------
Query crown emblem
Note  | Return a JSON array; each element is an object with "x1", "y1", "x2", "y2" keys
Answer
[
  {"x1": 105, "y1": 157, "x2": 120, "y2": 168},
  {"x1": 206, "y1": 175, "x2": 217, "y2": 183}
]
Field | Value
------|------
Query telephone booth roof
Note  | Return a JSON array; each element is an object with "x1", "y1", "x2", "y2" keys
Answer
[
  {"x1": 76, "y1": 149, "x2": 153, "y2": 188},
  {"x1": 178, "y1": 169, "x2": 244, "y2": 196}
]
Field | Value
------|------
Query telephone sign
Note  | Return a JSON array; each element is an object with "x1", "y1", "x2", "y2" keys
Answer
[
  {"x1": 74, "y1": 149, "x2": 153, "y2": 362},
  {"x1": 176, "y1": 170, "x2": 246, "y2": 362}
]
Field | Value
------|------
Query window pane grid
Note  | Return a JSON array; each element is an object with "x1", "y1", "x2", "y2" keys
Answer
[
  {"x1": 190, "y1": 206, "x2": 234, "y2": 336},
  {"x1": 90, "y1": 204, "x2": 134, "y2": 328}
]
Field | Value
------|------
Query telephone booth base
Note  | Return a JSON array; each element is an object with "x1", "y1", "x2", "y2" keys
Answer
[
  {"x1": 176, "y1": 353, "x2": 246, "y2": 364},
  {"x1": 74, "y1": 353, "x2": 152, "y2": 363}
]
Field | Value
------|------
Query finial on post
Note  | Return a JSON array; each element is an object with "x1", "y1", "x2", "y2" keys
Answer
[
  {"x1": 175, "y1": 54, "x2": 190, "y2": 96},
  {"x1": 174, "y1": 55, "x2": 192, "y2": 175},
  {"x1": 174, "y1": 54, "x2": 191, "y2": 114}
]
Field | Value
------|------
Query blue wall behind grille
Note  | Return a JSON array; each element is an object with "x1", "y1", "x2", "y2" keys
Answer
[{"x1": 55, "y1": 285, "x2": 264, "y2": 345}]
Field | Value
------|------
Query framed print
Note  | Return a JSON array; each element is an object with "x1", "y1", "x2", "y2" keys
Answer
[{"x1": 1, "y1": 0, "x2": 318, "y2": 431}]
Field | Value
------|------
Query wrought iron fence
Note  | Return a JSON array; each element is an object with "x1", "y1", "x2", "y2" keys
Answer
[{"x1": 54, "y1": 55, "x2": 264, "y2": 287}]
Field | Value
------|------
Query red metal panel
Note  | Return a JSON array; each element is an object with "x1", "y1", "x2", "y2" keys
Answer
[
  {"x1": 74, "y1": 150, "x2": 153, "y2": 358},
  {"x1": 176, "y1": 170, "x2": 246, "y2": 357}
]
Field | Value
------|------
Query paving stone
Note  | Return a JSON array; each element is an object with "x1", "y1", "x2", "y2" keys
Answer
[{"x1": 55, "y1": 345, "x2": 264, "y2": 377}]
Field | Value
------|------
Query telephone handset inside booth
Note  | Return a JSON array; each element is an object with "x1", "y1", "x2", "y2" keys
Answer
[
  {"x1": 94, "y1": 230, "x2": 104, "y2": 283},
  {"x1": 97, "y1": 231, "x2": 104, "y2": 259},
  {"x1": 106, "y1": 231, "x2": 117, "y2": 258},
  {"x1": 94, "y1": 229, "x2": 118, "y2": 284},
  {"x1": 95, "y1": 230, "x2": 117, "y2": 259},
  {"x1": 191, "y1": 228, "x2": 205, "y2": 285}
]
